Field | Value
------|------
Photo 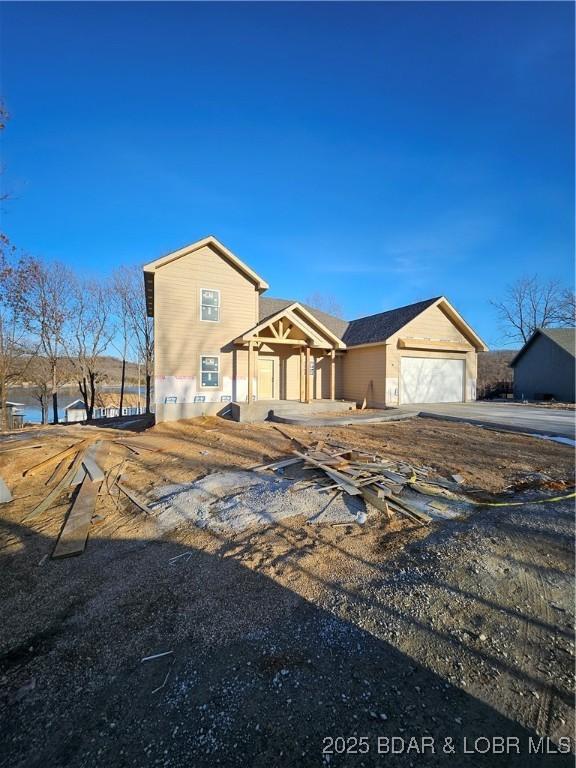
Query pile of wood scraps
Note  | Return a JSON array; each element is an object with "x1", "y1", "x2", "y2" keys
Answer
[{"x1": 255, "y1": 431, "x2": 433, "y2": 527}]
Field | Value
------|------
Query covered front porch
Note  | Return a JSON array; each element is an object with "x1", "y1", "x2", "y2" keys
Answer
[{"x1": 234, "y1": 301, "x2": 347, "y2": 407}]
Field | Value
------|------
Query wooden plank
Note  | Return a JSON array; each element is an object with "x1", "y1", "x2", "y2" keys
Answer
[
  {"x1": 52, "y1": 476, "x2": 101, "y2": 558},
  {"x1": 70, "y1": 466, "x2": 87, "y2": 487},
  {"x1": 292, "y1": 450, "x2": 362, "y2": 496},
  {"x1": 361, "y1": 380, "x2": 372, "y2": 410},
  {"x1": 272, "y1": 425, "x2": 313, "y2": 450},
  {"x1": 320, "y1": 475, "x2": 388, "y2": 493},
  {"x1": 361, "y1": 487, "x2": 391, "y2": 520},
  {"x1": 381, "y1": 469, "x2": 409, "y2": 485},
  {"x1": 82, "y1": 452, "x2": 105, "y2": 482},
  {"x1": 46, "y1": 457, "x2": 70, "y2": 486},
  {"x1": 0, "y1": 443, "x2": 43, "y2": 454},
  {"x1": 116, "y1": 482, "x2": 155, "y2": 514},
  {"x1": 23, "y1": 440, "x2": 91, "y2": 477},
  {"x1": 388, "y1": 496, "x2": 431, "y2": 524},
  {"x1": 251, "y1": 456, "x2": 302, "y2": 471},
  {"x1": 23, "y1": 451, "x2": 85, "y2": 522}
]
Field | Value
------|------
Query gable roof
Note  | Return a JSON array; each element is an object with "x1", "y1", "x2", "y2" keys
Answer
[
  {"x1": 65, "y1": 399, "x2": 86, "y2": 410},
  {"x1": 342, "y1": 297, "x2": 440, "y2": 346},
  {"x1": 259, "y1": 297, "x2": 349, "y2": 339},
  {"x1": 259, "y1": 295, "x2": 487, "y2": 350},
  {"x1": 510, "y1": 327, "x2": 576, "y2": 366},
  {"x1": 143, "y1": 236, "x2": 269, "y2": 317},
  {"x1": 241, "y1": 300, "x2": 346, "y2": 349}
]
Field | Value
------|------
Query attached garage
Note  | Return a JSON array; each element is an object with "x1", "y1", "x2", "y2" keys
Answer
[{"x1": 399, "y1": 357, "x2": 465, "y2": 404}]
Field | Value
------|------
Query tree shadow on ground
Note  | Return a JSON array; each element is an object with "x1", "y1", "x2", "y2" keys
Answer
[{"x1": 0, "y1": 518, "x2": 572, "y2": 768}]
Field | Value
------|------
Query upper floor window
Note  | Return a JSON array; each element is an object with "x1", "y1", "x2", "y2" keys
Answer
[{"x1": 201, "y1": 289, "x2": 220, "y2": 322}]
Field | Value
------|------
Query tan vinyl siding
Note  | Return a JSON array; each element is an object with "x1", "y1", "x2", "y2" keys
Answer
[
  {"x1": 341, "y1": 345, "x2": 387, "y2": 407},
  {"x1": 385, "y1": 304, "x2": 477, "y2": 405},
  {"x1": 154, "y1": 243, "x2": 259, "y2": 403},
  {"x1": 394, "y1": 303, "x2": 473, "y2": 344}
]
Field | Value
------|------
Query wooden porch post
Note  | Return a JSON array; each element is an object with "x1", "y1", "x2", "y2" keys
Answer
[
  {"x1": 299, "y1": 348, "x2": 305, "y2": 402},
  {"x1": 305, "y1": 346, "x2": 311, "y2": 403},
  {"x1": 330, "y1": 349, "x2": 336, "y2": 400},
  {"x1": 247, "y1": 341, "x2": 254, "y2": 402}
]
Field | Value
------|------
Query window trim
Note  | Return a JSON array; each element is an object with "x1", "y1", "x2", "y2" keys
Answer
[
  {"x1": 199, "y1": 354, "x2": 220, "y2": 389},
  {"x1": 200, "y1": 288, "x2": 221, "y2": 322}
]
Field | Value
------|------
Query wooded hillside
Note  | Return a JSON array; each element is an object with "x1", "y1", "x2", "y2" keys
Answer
[{"x1": 477, "y1": 349, "x2": 516, "y2": 397}]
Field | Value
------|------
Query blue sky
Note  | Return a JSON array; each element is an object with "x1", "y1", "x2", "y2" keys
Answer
[{"x1": 1, "y1": 1, "x2": 574, "y2": 347}]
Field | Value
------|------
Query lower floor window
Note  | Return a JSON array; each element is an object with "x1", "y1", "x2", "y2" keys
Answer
[{"x1": 201, "y1": 355, "x2": 219, "y2": 387}]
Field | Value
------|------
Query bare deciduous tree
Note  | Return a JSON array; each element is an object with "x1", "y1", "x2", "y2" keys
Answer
[
  {"x1": 491, "y1": 276, "x2": 574, "y2": 345},
  {"x1": 304, "y1": 291, "x2": 344, "y2": 318},
  {"x1": 558, "y1": 288, "x2": 576, "y2": 326},
  {"x1": 110, "y1": 269, "x2": 137, "y2": 416},
  {"x1": 0, "y1": 238, "x2": 33, "y2": 429},
  {"x1": 16, "y1": 257, "x2": 73, "y2": 423},
  {"x1": 69, "y1": 279, "x2": 115, "y2": 421},
  {"x1": 112, "y1": 266, "x2": 153, "y2": 413}
]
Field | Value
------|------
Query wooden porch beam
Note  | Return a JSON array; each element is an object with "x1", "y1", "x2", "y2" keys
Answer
[
  {"x1": 243, "y1": 336, "x2": 308, "y2": 346},
  {"x1": 247, "y1": 341, "x2": 255, "y2": 402},
  {"x1": 269, "y1": 322, "x2": 280, "y2": 339},
  {"x1": 330, "y1": 349, "x2": 336, "y2": 400},
  {"x1": 305, "y1": 346, "x2": 311, "y2": 404}
]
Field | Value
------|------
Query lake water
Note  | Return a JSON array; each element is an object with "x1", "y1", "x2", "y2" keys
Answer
[{"x1": 8, "y1": 385, "x2": 149, "y2": 424}]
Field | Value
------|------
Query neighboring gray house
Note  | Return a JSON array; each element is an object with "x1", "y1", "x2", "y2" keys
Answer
[{"x1": 511, "y1": 327, "x2": 575, "y2": 402}]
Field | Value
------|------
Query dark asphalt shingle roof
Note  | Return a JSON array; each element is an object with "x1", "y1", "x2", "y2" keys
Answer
[
  {"x1": 511, "y1": 327, "x2": 576, "y2": 366},
  {"x1": 259, "y1": 296, "x2": 442, "y2": 346},
  {"x1": 342, "y1": 297, "x2": 441, "y2": 346}
]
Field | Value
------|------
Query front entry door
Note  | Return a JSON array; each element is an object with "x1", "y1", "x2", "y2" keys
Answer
[{"x1": 258, "y1": 358, "x2": 275, "y2": 399}]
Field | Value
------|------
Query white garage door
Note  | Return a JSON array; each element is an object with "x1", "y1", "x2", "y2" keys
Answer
[{"x1": 400, "y1": 357, "x2": 465, "y2": 404}]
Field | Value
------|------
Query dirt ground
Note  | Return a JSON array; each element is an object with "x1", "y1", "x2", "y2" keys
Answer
[{"x1": 0, "y1": 416, "x2": 574, "y2": 767}]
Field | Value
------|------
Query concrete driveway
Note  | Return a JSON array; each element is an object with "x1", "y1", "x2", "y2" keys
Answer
[{"x1": 405, "y1": 401, "x2": 576, "y2": 439}]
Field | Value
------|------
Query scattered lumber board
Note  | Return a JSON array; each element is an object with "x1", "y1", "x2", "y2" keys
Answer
[
  {"x1": 23, "y1": 451, "x2": 86, "y2": 522},
  {"x1": 251, "y1": 456, "x2": 303, "y2": 471},
  {"x1": 70, "y1": 466, "x2": 87, "y2": 487},
  {"x1": 46, "y1": 457, "x2": 70, "y2": 486},
  {"x1": 116, "y1": 482, "x2": 155, "y2": 514},
  {"x1": 388, "y1": 496, "x2": 431, "y2": 525},
  {"x1": 361, "y1": 486, "x2": 391, "y2": 520},
  {"x1": 52, "y1": 475, "x2": 102, "y2": 558},
  {"x1": 361, "y1": 380, "x2": 373, "y2": 410},
  {"x1": 0, "y1": 443, "x2": 43, "y2": 454},
  {"x1": 272, "y1": 425, "x2": 313, "y2": 450},
  {"x1": 23, "y1": 440, "x2": 91, "y2": 478},
  {"x1": 82, "y1": 442, "x2": 106, "y2": 482},
  {"x1": 293, "y1": 450, "x2": 362, "y2": 496}
]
